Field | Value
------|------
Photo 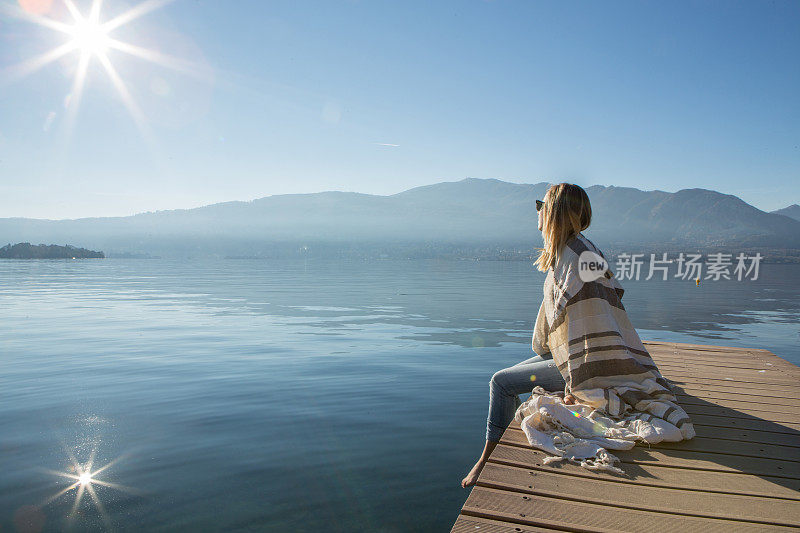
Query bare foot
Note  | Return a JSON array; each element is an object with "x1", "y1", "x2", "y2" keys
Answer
[{"x1": 461, "y1": 460, "x2": 486, "y2": 488}]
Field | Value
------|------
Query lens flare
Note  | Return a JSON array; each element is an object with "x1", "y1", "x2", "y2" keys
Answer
[
  {"x1": 1, "y1": 0, "x2": 209, "y2": 147},
  {"x1": 40, "y1": 444, "x2": 138, "y2": 530},
  {"x1": 18, "y1": 0, "x2": 54, "y2": 15}
]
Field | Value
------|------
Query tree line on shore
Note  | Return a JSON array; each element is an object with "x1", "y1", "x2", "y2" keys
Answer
[{"x1": 0, "y1": 242, "x2": 104, "y2": 259}]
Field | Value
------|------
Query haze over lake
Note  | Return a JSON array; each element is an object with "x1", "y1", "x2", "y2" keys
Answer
[{"x1": 2, "y1": 258, "x2": 798, "y2": 531}]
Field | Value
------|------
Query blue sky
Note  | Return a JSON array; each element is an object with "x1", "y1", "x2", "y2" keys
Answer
[{"x1": 1, "y1": 0, "x2": 798, "y2": 219}]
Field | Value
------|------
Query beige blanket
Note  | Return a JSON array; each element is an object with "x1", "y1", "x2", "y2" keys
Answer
[{"x1": 532, "y1": 233, "x2": 695, "y2": 440}]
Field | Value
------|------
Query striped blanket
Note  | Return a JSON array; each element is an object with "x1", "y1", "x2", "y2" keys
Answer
[{"x1": 531, "y1": 232, "x2": 695, "y2": 441}]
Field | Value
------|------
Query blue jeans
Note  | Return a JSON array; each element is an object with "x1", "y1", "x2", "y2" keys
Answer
[{"x1": 486, "y1": 353, "x2": 566, "y2": 442}]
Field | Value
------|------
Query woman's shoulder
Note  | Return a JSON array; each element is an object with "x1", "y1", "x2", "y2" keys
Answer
[
  {"x1": 574, "y1": 232, "x2": 606, "y2": 258},
  {"x1": 564, "y1": 232, "x2": 595, "y2": 256},
  {"x1": 558, "y1": 233, "x2": 609, "y2": 275}
]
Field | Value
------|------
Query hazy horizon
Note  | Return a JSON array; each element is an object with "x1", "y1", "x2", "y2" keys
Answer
[{"x1": 3, "y1": 177, "x2": 799, "y2": 222}]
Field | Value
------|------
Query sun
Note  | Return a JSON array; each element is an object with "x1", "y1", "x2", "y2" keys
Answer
[
  {"x1": 1, "y1": 0, "x2": 205, "y2": 142},
  {"x1": 68, "y1": 16, "x2": 111, "y2": 56}
]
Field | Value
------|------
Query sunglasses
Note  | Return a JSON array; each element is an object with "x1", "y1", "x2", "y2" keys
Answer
[{"x1": 536, "y1": 200, "x2": 544, "y2": 212}]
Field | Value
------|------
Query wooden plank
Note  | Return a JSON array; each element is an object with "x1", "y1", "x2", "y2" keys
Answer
[
  {"x1": 462, "y1": 486, "x2": 798, "y2": 532},
  {"x1": 657, "y1": 349, "x2": 768, "y2": 356},
  {"x1": 665, "y1": 373, "x2": 798, "y2": 388},
  {"x1": 667, "y1": 375, "x2": 800, "y2": 390},
  {"x1": 675, "y1": 395, "x2": 800, "y2": 414},
  {"x1": 655, "y1": 360, "x2": 796, "y2": 375},
  {"x1": 477, "y1": 462, "x2": 800, "y2": 527},
  {"x1": 653, "y1": 358, "x2": 800, "y2": 375},
  {"x1": 659, "y1": 372, "x2": 797, "y2": 386},
  {"x1": 648, "y1": 348, "x2": 766, "y2": 358},
  {"x1": 652, "y1": 438, "x2": 800, "y2": 461},
  {"x1": 690, "y1": 425, "x2": 800, "y2": 448},
  {"x1": 656, "y1": 364, "x2": 796, "y2": 378},
  {"x1": 661, "y1": 362, "x2": 798, "y2": 376},
  {"x1": 656, "y1": 369, "x2": 797, "y2": 386},
  {"x1": 644, "y1": 342, "x2": 781, "y2": 357},
  {"x1": 488, "y1": 443, "x2": 800, "y2": 500},
  {"x1": 678, "y1": 403, "x2": 800, "y2": 424},
  {"x1": 647, "y1": 344, "x2": 779, "y2": 357},
  {"x1": 669, "y1": 379, "x2": 800, "y2": 397},
  {"x1": 664, "y1": 368, "x2": 798, "y2": 383},
  {"x1": 675, "y1": 392, "x2": 800, "y2": 409},
  {"x1": 660, "y1": 366, "x2": 795, "y2": 379},
  {"x1": 643, "y1": 341, "x2": 763, "y2": 353},
  {"x1": 451, "y1": 515, "x2": 564, "y2": 533},
  {"x1": 690, "y1": 415, "x2": 800, "y2": 434},
  {"x1": 651, "y1": 352, "x2": 787, "y2": 364},
  {"x1": 675, "y1": 386, "x2": 800, "y2": 406},
  {"x1": 500, "y1": 430, "x2": 800, "y2": 479},
  {"x1": 671, "y1": 385, "x2": 800, "y2": 403},
  {"x1": 648, "y1": 350, "x2": 779, "y2": 362}
]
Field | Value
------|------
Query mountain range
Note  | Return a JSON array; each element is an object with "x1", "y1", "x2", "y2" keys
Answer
[
  {"x1": 771, "y1": 204, "x2": 800, "y2": 222},
  {"x1": 2, "y1": 179, "x2": 798, "y2": 259}
]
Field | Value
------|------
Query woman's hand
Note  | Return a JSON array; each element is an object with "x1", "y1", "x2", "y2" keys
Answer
[{"x1": 564, "y1": 394, "x2": 577, "y2": 405}]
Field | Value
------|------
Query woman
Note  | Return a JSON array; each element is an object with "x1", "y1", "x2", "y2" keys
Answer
[{"x1": 461, "y1": 182, "x2": 593, "y2": 488}]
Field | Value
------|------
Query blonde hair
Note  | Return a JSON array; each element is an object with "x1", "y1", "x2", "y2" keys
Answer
[{"x1": 533, "y1": 183, "x2": 592, "y2": 272}]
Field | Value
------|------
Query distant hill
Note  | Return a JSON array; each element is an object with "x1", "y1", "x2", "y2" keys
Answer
[
  {"x1": 0, "y1": 179, "x2": 798, "y2": 259},
  {"x1": 771, "y1": 204, "x2": 800, "y2": 222},
  {"x1": 0, "y1": 242, "x2": 104, "y2": 259}
]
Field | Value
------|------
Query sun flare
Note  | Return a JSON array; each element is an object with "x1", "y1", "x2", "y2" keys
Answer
[
  {"x1": 69, "y1": 17, "x2": 110, "y2": 56},
  {"x1": 41, "y1": 447, "x2": 137, "y2": 529},
  {"x1": 1, "y1": 0, "x2": 199, "y2": 143}
]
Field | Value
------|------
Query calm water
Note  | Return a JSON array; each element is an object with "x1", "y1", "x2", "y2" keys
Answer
[{"x1": 2, "y1": 258, "x2": 799, "y2": 532}]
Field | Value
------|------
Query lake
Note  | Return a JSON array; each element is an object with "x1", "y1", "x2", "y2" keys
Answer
[{"x1": 2, "y1": 258, "x2": 798, "y2": 531}]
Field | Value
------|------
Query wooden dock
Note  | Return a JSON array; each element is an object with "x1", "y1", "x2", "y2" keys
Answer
[{"x1": 453, "y1": 341, "x2": 800, "y2": 532}]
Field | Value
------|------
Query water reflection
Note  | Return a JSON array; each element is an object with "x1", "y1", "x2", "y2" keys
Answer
[{"x1": 1, "y1": 258, "x2": 798, "y2": 531}]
